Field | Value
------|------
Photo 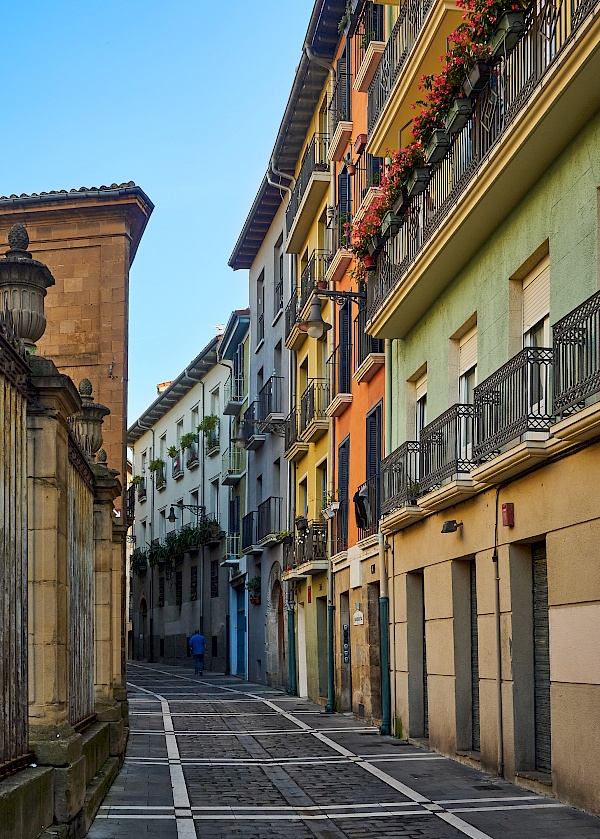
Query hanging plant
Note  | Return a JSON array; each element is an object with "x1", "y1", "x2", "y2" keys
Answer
[
  {"x1": 167, "y1": 445, "x2": 179, "y2": 459},
  {"x1": 180, "y1": 432, "x2": 197, "y2": 452}
]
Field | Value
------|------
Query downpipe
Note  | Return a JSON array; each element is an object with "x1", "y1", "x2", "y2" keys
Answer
[{"x1": 287, "y1": 582, "x2": 298, "y2": 695}]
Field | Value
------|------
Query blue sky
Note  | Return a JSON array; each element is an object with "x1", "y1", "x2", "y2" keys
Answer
[{"x1": 2, "y1": 0, "x2": 314, "y2": 421}]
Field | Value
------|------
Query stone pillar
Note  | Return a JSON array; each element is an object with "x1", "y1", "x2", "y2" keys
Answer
[{"x1": 27, "y1": 355, "x2": 86, "y2": 811}]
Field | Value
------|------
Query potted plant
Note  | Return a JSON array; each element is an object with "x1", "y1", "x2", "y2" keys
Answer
[
  {"x1": 316, "y1": 278, "x2": 328, "y2": 290},
  {"x1": 425, "y1": 129, "x2": 452, "y2": 166},
  {"x1": 444, "y1": 96, "x2": 474, "y2": 135},
  {"x1": 463, "y1": 59, "x2": 491, "y2": 97},
  {"x1": 167, "y1": 445, "x2": 178, "y2": 459},
  {"x1": 276, "y1": 530, "x2": 294, "y2": 546},
  {"x1": 406, "y1": 165, "x2": 431, "y2": 198},
  {"x1": 246, "y1": 576, "x2": 262, "y2": 605},
  {"x1": 391, "y1": 187, "x2": 410, "y2": 217},
  {"x1": 149, "y1": 458, "x2": 166, "y2": 488},
  {"x1": 367, "y1": 232, "x2": 385, "y2": 256},
  {"x1": 180, "y1": 432, "x2": 197, "y2": 452},
  {"x1": 363, "y1": 253, "x2": 377, "y2": 272},
  {"x1": 295, "y1": 515, "x2": 308, "y2": 532},
  {"x1": 198, "y1": 415, "x2": 219, "y2": 451},
  {"x1": 489, "y1": 9, "x2": 526, "y2": 58},
  {"x1": 380, "y1": 211, "x2": 404, "y2": 240},
  {"x1": 346, "y1": 160, "x2": 356, "y2": 176},
  {"x1": 131, "y1": 475, "x2": 143, "y2": 487},
  {"x1": 131, "y1": 549, "x2": 148, "y2": 575},
  {"x1": 323, "y1": 489, "x2": 341, "y2": 512}
]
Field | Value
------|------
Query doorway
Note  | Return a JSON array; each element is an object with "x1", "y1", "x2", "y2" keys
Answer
[
  {"x1": 340, "y1": 591, "x2": 352, "y2": 711},
  {"x1": 236, "y1": 586, "x2": 246, "y2": 678},
  {"x1": 297, "y1": 602, "x2": 308, "y2": 697}
]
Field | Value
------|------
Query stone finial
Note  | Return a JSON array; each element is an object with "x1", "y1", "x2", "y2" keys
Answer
[
  {"x1": 7, "y1": 223, "x2": 29, "y2": 253},
  {"x1": 79, "y1": 378, "x2": 93, "y2": 397},
  {"x1": 97, "y1": 448, "x2": 107, "y2": 464}
]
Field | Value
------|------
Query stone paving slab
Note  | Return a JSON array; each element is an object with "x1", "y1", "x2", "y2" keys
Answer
[{"x1": 89, "y1": 663, "x2": 600, "y2": 839}]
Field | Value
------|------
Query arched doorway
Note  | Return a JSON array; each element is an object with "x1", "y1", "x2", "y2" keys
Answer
[{"x1": 265, "y1": 564, "x2": 286, "y2": 687}]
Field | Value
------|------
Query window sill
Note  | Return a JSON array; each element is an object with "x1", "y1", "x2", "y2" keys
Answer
[
  {"x1": 272, "y1": 309, "x2": 283, "y2": 327},
  {"x1": 254, "y1": 339, "x2": 265, "y2": 354}
]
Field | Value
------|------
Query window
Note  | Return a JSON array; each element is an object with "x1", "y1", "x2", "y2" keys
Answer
[
  {"x1": 211, "y1": 559, "x2": 219, "y2": 598},
  {"x1": 274, "y1": 233, "x2": 284, "y2": 316},
  {"x1": 210, "y1": 478, "x2": 220, "y2": 520},
  {"x1": 415, "y1": 373, "x2": 427, "y2": 440},
  {"x1": 190, "y1": 489, "x2": 199, "y2": 526},
  {"x1": 337, "y1": 440, "x2": 349, "y2": 550},
  {"x1": 191, "y1": 405, "x2": 199, "y2": 432},
  {"x1": 211, "y1": 387, "x2": 220, "y2": 417},
  {"x1": 176, "y1": 419, "x2": 183, "y2": 447},
  {"x1": 366, "y1": 404, "x2": 382, "y2": 481},
  {"x1": 299, "y1": 478, "x2": 308, "y2": 519},
  {"x1": 175, "y1": 571, "x2": 183, "y2": 606},
  {"x1": 176, "y1": 499, "x2": 183, "y2": 531},
  {"x1": 159, "y1": 508, "x2": 166, "y2": 540},
  {"x1": 141, "y1": 450, "x2": 148, "y2": 475},
  {"x1": 523, "y1": 256, "x2": 550, "y2": 347},
  {"x1": 459, "y1": 327, "x2": 477, "y2": 456},
  {"x1": 190, "y1": 565, "x2": 198, "y2": 601},
  {"x1": 159, "y1": 434, "x2": 166, "y2": 461},
  {"x1": 257, "y1": 270, "x2": 265, "y2": 345},
  {"x1": 317, "y1": 461, "x2": 328, "y2": 518},
  {"x1": 140, "y1": 519, "x2": 147, "y2": 548},
  {"x1": 158, "y1": 576, "x2": 165, "y2": 608},
  {"x1": 211, "y1": 635, "x2": 218, "y2": 657}
]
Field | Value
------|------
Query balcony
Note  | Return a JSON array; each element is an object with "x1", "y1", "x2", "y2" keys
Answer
[
  {"x1": 258, "y1": 375, "x2": 286, "y2": 434},
  {"x1": 299, "y1": 250, "x2": 329, "y2": 312},
  {"x1": 353, "y1": 1, "x2": 386, "y2": 93},
  {"x1": 285, "y1": 287, "x2": 303, "y2": 351},
  {"x1": 380, "y1": 441, "x2": 423, "y2": 531},
  {"x1": 242, "y1": 401, "x2": 265, "y2": 450},
  {"x1": 367, "y1": 0, "x2": 600, "y2": 337},
  {"x1": 172, "y1": 452, "x2": 184, "y2": 480},
  {"x1": 325, "y1": 208, "x2": 353, "y2": 284},
  {"x1": 225, "y1": 533, "x2": 241, "y2": 561},
  {"x1": 242, "y1": 511, "x2": 263, "y2": 556},
  {"x1": 326, "y1": 344, "x2": 352, "y2": 417},
  {"x1": 205, "y1": 425, "x2": 220, "y2": 457},
  {"x1": 284, "y1": 407, "x2": 309, "y2": 462},
  {"x1": 285, "y1": 133, "x2": 330, "y2": 254},
  {"x1": 418, "y1": 404, "x2": 477, "y2": 510},
  {"x1": 367, "y1": 0, "x2": 436, "y2": 137},
  {"x1": 185, "y1": 440, "x2": 199, "y2": 470},
  {"x1": 221, "y1": 447, "x2": 246, "y2": 485},
  {"x1": 327, "y1": 77, "x2": 352, "y2": 162},
  {"x1": 296, "y1": 521, "x2": 328, "y2": 575},
  {"x1": 153, "y1": 464, "x2": 166, "y2": 491},
  {"x1": 552, "y1": 289, "x2": 600, "y2": 443},
  {"x1": 333, "y1": 499, "x2": 349, "y2": 555},
  {"x1": 354, "y1": 306, "x2": 385, "y2": 383},
  {"x1": 472, "y1": 347, "x2": 553, "y2": 484},
  {"x1": 353, "y1": 154, "x2": 383, "y2": 217},
  {"x1": 357, "y1": 474, "x2": 380, "y2": 541},
  {"x1": 300, "y1": 378, "x2": 329, "y2": 443},
  {"x1": 224, "y1": 375, "x2": 245, "y2": 415},
  {"x1": 126, "y1": 484, "x2": 135, "y2": 526},
  {"x1": 257, "y1": 497, "x2": 282, "y2": 546},
  {"x1": 136, "y1": 477, "x2": 147, "y2": 503}
]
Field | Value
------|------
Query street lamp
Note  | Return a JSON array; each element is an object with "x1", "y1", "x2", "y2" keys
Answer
[
  {"x1": 167, "y1": 501, "x2": 206, "y2": 526},
  {"x1": 298, "y1": 282, "x2": 367, "y2": 339}
]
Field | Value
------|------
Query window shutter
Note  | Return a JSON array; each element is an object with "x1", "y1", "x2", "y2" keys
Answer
[
  {"x1": 336, "y1": 48, "x2": 350, "y2": 122},
  {"x1": 339, "y1": 302, "x2": 351, "y2": 391},
  {"x1": 459, "y1": 327, "x2": 478, "y2": 376},
  {"x1": 338, "y1": 438, "x2": 350, "y2": 501},
  {"x1": 523, "y1": 257, "x2": 550, "y2": 333},
  {"x1": 366, "y1": 405, "x2": 382, "y2": 480},
  {"x1": 338, "y1": 170, "x2": 351, "y2": 216}
]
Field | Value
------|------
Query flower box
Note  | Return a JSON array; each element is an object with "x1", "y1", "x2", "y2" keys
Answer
[
  {"x1": 381, "y1": 211, "x2": 404, "y2": 240},
  {"x1": 250, "y1": 596, "x2": 261, "y2": 605},
  {"x1": 367, "y1": 233, "x2": 385, "y2": 256},
  {"x1": 354, "y1": 134, "x2": 367, "y2": 155},
  {"x1": 406, "y1": 166, "x2": 431, "y2": 199},
  {"x1": 363, "y1": 254, "x2": 377, "y2": 272},
  {"x1": 489, "y1": 11, "x2": 526, "y2": 59},
  {"x1": 463, "y1": 60, "x2": 491, "y2": 97},
  {"x1": 425, "y1": 129, "x2": 451, "y2": 166},
  {"x1": 444, "y1": 97, "x2": 474, "y2": 135},
  {"x1": 391, "y1": 188, "x2": 410, "y2": 216}
]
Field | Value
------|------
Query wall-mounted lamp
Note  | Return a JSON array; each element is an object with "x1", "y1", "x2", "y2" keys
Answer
[
  {"x1": 441, "y1": 519, "x2": 463, "y2": 534},
  {"x1": 232, "y1": 426, "x2": 247, "y2": 449},
  {"x1": 167, "y1": 506, "x2": 177, "y2": 524},
  {"x1": 298, "y1": 298, "x2": 332, "y2": 340}
]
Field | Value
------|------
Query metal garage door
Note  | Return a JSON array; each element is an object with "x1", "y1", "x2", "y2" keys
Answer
[{"x1": 532, "y1": 542, "x2": 551, "y2": 772}]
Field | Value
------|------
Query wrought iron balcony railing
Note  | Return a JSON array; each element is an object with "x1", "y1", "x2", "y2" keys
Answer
[
  {"x1": 553, "y1": 288, "x2": 600, "y2": 416},
  {"x1": 185, "y1": 440, "x2": 199, "y2": 468},
  {"x1": 367, "y1": 0, "x2": 433, "y2": 133},
  {"x1": 300, "y1": 378, "x2": 329, "y2": 434},
  {"x1": 204, "y1": 425, "x2": 219, "y2": 453},
  {"x1": 221, "y1": 446, "x2": 246, "y2": 479},
  {"x1": 226, "y1": 532, "x2": 241, "y2": 559},
  {"x1": 284, "y1": 407, "x2": 300, "y2": 453},
  {"x1": 354, "y1": 154, "x2": 383, "y2": 209},
  {"x1": 329, "y1": 75, "x2": 351, "y2": 137},
  {"x1": 357, "y1": 473, "x2": 380, "y2": 539},
  {"x1": 136, "y1": 477, "x2": 147, "y2": 501},
  {"x1": 327, "y1": 343, "x2": 352, "y2": 398},
  {"x1": 126, "y1": 484, "x2": 135, "y2": 525},
  {"x1": 242, "y1": 511, "x2": 259, "y2": 551},
  {"x1": 419, "y1": 404, "x2": 476, "y2": 495},
  {"x1": 474, "y1": 347, "x2": 553, "y2": 461},
  {"x1": 299, "y1": 250, "x2": 328, "y2": 311},
  {"x1": 380, "y1": 441, "x2": 420, "y2": 515},
  {"x1": 258, "y1": 375, "x2": 285, "y2": 422},
  {"x1": 367, "y1": 0, "x2": 593, "y2": 325},
  {"x1": 286, "y1": 133, "x2": 329, "y2": 235},
  {"x1": 172, "y1": 452, "x2": 183, "y2": 479},
  {"x1": 285, "y1": 286, "x2": 300, "y2": 340},
  {"x1": 353, "y1": 1, "x2": 385, "y2": 74},
  {"x1": 326, "y1": 207, "x2": 352, "y2": 259},
  {"x1": 258, "y1": 497, "x2": 282, "y2": 541},
  {"x1": 274, "y1": 278, "x2": 284, "y2": 316},
  {"x1": 296, "y1": 521, "x2": 328, "y2": 565},
  {"x1": 355, "y1": 306, "x2": 384, "y2": 371},
  {"x1": 334, "y1": 499, "x2": 349, "y2": 554},
  {"x1": 224, "y1": 374, "x2": 245, "y2": 408}
]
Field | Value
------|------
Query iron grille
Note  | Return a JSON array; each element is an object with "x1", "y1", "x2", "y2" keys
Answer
[
  {"x1": 380, "y1": 441, "x2": 420, "y2": 516},
  {"x1": 419, "y1": 404, "x2": 476, "y2": 495},
  {"x1": 553, "y1": 288, "x2": 600, "y2": 415}
]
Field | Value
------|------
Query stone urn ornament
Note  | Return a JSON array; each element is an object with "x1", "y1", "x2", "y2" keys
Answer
[
  {"x1": 74, "y1": 378, "x2": 110, "y2": 461},
  {"x1": 0, "y1": 223, "x2": 55, "y2": 351}
]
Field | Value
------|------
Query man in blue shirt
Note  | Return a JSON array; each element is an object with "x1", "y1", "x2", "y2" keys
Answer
[{"x1": 189, "y1": 630, "x2": 206, "y2": 675}]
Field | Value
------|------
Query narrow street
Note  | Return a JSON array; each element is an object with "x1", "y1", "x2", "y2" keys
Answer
[{"x1": 89, "y1": 664, "x2": 600, "y2": 839}]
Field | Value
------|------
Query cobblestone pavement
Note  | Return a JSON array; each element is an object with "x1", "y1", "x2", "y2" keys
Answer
[{"x1": 89, "y1": 664, "x2": 600, "y2": 839}]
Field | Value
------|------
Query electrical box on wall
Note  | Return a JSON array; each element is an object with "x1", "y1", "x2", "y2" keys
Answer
[{"x1": 502, "y1": 503, "x2": 514, "y2": 527}]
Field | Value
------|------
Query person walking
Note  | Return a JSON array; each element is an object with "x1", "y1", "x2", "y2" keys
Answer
[{"x1": 189, "y1": 629, "x2": 206, "y2": 675}]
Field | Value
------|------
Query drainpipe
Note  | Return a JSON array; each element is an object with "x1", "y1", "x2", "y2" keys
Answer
[
  {"x1": 137, "y1": 420, "x2": 155, "y2": 662},
  {"x1": 385, "y1": 339, "x2": 393, "y2": 454},
  {"x1": 325, "y1": 298, "x2": 336, "y2": 715},
  {"x1": 493, "y1": 487, "x2": 504, "y2": 776},
  {"x1": 379, "y1": 531, "x2": 391, "y2": 735},
  {"x1": 287, "y1": 345, "x2": 298, "y2": 695},
  {"x1": 267, "y1": 160, "x2": 295, "y2": 195}
]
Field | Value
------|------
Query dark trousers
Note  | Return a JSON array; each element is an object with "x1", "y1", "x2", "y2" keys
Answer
[{"x1": 193, "y1": 653, "x2": 204, "y2": 673}]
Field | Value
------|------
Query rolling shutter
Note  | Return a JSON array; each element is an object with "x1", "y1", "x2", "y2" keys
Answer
[
  {"x1": 416, "y1": 372, "x2": 427, "y2": 401},
  {"x1": 532, "y1": 541, "x2": 551, "y2": 772},
  {"x1": 523, "y1": 257, "x2": 550, "y2": 334},
  {"x1": 459, "y1": 327, "x2": 478, "y2": 376}
]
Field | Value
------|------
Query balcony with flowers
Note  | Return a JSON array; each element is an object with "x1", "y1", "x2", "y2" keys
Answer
[{"x1": 346, "y1": 0, "x2": 600, "y2": 339}]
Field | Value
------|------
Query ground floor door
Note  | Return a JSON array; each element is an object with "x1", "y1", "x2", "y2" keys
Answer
[
  {"x1": 236, "y1": 586, "x2": 246, "y2": 678},
  {"x1": 297, "y1": 602, "x2": 308, "y2": 697}
]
